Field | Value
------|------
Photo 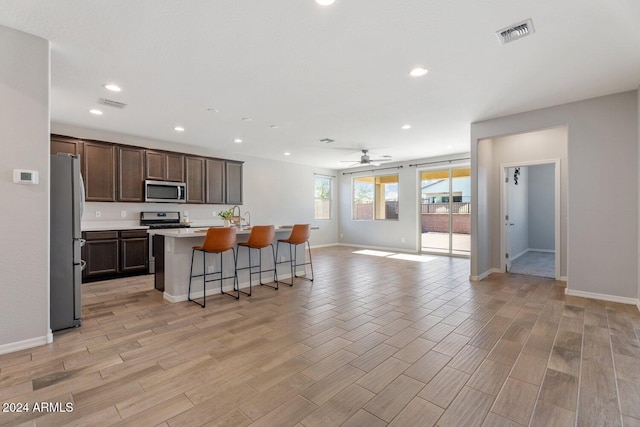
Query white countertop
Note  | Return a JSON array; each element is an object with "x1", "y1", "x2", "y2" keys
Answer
[
  {"x1": 150, "y1": 226, "x2": 296, "y2": 238},
  {"x1": 82, "y1": 221, "x2": 149, "y2": 231}
]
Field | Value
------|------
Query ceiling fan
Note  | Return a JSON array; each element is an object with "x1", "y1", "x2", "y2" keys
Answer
[{"x1": 340, "y1": 149, "x2": 392, "y2": 167}]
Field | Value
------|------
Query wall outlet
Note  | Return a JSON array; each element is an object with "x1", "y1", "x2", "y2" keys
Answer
[
  {"x1": 207, "y1": 265, "x2": 215, "y2": 274},
  {"x1": 401, "y1": 237, "x2": 405, "y2": 243},
  {"x1": 280, "y1": 256, "x2": 286, "y2": 262},
  {"x1": 340, "y1": 233, "x2": 343, "y2": 238},
  {"x1": 95, "y1": 211, "x2": 101, "y2": 218},
  {"x1": 121, "y1": 210, "x2": 127, "y2": 218},
  {"x1": 183, "y1": 210, "x2": 189, "y2": 217},
  {"x1": 212, "y1": 211, "x2": 217, "y2": 217}
]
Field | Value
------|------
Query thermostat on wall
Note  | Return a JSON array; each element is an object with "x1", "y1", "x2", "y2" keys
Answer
[{"x1": 13, "y1": 169, "x2": 39, "y2": 184}]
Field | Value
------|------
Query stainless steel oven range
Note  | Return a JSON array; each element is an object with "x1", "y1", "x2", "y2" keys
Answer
[{"x1": 140, "y1": 211, "x2": 190, "y2": 273}]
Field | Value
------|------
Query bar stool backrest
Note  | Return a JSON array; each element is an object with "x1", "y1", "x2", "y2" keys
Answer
[
  {"x1": 245, "y1": 225, "x2": 275, "y2": 248},
  {"x1": 202, "y1": 227, "x2": 237, "y2": 253},
  {"x1": 287, "y1": 224, "x2": 311, "y2": 244}
]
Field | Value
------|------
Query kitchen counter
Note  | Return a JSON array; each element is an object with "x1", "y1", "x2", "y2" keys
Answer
[
  {"x1": 152, "y1": 226, "x2": 309, "y2": 303},
  {"x1": 149, "y1": 226, "x2": 295, "y2": 238}
]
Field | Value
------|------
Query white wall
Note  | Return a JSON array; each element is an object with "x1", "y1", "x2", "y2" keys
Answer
[
  {"x1": 472, "y1": 91, "x2": 638, "y2": 301},
  {"x1": 477, "y1": 128, "x2": 568, "y2": 277},
  {"x1": 52, "y1": 123, "x2": 339, "y2": 247},
  {"x1": 528, "y1": 164, "x2": 555, "y2": 251},
  {"x1": 507, "y1": 167, "x2": 529, "y2": 258},
  {"x1": 338, "y1": 153, "x2": 470, "y2": 252},
  {"x1": 0, "y1": 25, "x2": 50, "y2": 354}
]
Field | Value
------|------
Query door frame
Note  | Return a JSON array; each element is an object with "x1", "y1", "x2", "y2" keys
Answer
[
  {"x1": 499, "y1": 159, "x2": 560, "y2": 279},
  {"x1": 418, "y1": 163, "x2": 471, "y2": 257}
]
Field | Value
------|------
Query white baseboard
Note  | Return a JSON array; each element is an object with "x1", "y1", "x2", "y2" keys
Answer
[
  {"x1": 559, "y1": 276, "x2": 568, "y2": 282},
  {"x1": 0, "y1": 334, "x2": 51, "y2": 356},
  {"x1": 528, "y1": 248, "x2": 555, "y2": 253},
  {"x1": 564, "y1": 288, "x2": 639, "y2": 306},
  {"x1": 511, "y1": 249, "x2": 529, "y2": 261},
  {"x1": 470, "y1": 268, "x2": 502, "y2": 281}
]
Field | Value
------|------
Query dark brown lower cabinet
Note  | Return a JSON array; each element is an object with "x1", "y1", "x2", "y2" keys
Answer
[
  {"x1": 82, "y1": 231, "x2": 119, "y2": 279},
  {"x1": 119, "y1": 230, "x2": 148, "y2": 272},
  {"x1": 82, "y1": 230, "x2": 148, "y2": 282}
]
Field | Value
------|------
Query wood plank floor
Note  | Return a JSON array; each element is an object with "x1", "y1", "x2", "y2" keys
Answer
[{"x1": 2, "y1": 246, "x2": 640, "y2": 426}]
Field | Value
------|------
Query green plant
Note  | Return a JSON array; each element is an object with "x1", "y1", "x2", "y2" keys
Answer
[{"x1": 218, "y1": 208, "x2": 233, "y2": 220}]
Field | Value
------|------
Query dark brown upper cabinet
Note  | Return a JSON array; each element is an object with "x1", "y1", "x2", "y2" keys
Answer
[
  {"x1": 118, "y1": 147, "x2": 145, "y2": 202},
  {"x1": 185, "y1": 156, "x2": 205, "y2": 204},
  {"x1": 83, "y1": 141, "x2": 116, "y2": 202},
  {"x1": 166, "y1": 153, "x2": 185, "y2": 182},
  {"x1": 51, "y1": 135, "x2": 84, "y2": 157},
  {"x1": 226, "y1": 161, "x2": 243, "y2": 205},
  {"x1": 205, "y1": 158, "x2": 225, "y2": 204},
  {"x1": 145, "y1": 150, "x2": 165, "y2": 181},
  {"x1": 146, "y1": 150, "x2": 185, "y2": 182}
]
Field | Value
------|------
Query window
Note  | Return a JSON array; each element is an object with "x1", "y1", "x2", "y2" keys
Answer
[
  {"x1": 352, "y1": 174, "x2": 399, "y2": 220},
  {"x1": 314, "y1": 176, "x2": 332, "y2": 220}
]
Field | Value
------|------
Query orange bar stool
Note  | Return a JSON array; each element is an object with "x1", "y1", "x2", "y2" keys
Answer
[
  {"x1": 276, "y1": 224, "x2": 314, "y2": 287},
  {"x1": 188, "y1": 227, "x2": 239, "y2": 307},
  {"x1": 236, "y1": 225, "x2": 278, "y2": 295}
]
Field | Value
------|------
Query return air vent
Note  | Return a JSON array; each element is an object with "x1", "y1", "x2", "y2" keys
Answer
[
  {"x1": 97, "y1": 98, "x2": 127, "y2": 109},
  {"x1": 496, "y1": 19, "x2": 534, "y2": 45}
]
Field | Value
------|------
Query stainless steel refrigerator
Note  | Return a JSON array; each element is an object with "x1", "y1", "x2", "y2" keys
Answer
[{"x1": 50, "y1": 154, "x2": 85, "y2": 331}]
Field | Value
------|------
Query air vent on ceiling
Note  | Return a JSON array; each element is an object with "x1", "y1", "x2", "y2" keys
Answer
[
  {"x1": 319, "y1": 138, "x2": 335, "y2": 144},
  {"x1": 496, "y1": 19, "x2": 534, "y2": 45},
  {"x1": 97, "y1": 98, "x2": 127, "y2": 109}
]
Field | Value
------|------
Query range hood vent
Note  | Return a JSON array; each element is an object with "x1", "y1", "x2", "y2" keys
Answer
[
  {"x1": 97, "y1": 98, "x2": 127, "y2": 109},
  {"x1": 496, "y1": 19, "x2": 534, "y2": 45}
]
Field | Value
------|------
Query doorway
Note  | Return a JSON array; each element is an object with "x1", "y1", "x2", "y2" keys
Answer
[
  {"x1": 501, "y1": 160, "x2": 560, "y2": 279},
  {"x1": 420, "y1": 167, "x2": 471, "y2": 256}
]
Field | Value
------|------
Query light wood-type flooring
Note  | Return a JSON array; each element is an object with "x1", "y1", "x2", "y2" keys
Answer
[{"x1": 2, "y1": 246, "x2": 640, "y2": 426}]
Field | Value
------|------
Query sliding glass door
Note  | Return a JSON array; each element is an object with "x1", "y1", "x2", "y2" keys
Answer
[{"x1": 420, "y1": 167, "x2": 470, "y2": 256}]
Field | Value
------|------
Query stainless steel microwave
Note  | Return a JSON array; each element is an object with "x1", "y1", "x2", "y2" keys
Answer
[{"x1": 145, "y1": 180, "x2": 186, "y2": 203}]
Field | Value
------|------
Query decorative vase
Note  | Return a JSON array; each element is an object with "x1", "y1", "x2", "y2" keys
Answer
[{"x1": 223, "y1": 219, "x2": 231, "y2": 227}]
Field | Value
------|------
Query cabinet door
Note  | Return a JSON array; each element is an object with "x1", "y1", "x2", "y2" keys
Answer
[
  {"x1": 145, "y1": 150, "x2": 166, "y2": 181},
  {"x1": 185, "y1": 156, "x2": 205, "y2": 204},
  {"x1": 51, "y1": 135, "x2": 83, "y2": 156},
  {"x1": 83, "y1": 239, "x2": 119, "y2": 278},
  {"x1": 120, "y1": 237, "x2": 148, "y2": 272},
  {"x1": 166, "y1": 153, "x2": 185, "y2": 182},
  {"x1": 205, "y1": 158, "x2": 225, "y2": 204},
  {"x1": 226, "y1": 161, "x2": 243, "y2": 204},
  {"x1": 118, "y1": 147, "x2": 145, "y2": 202},
  {"x1": 83, "y1": 142, "x2": 116, "y2": 202}
]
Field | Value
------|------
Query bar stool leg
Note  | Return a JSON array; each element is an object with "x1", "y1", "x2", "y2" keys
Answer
[{"x1": 305, "y1": 240, "x2": 314, "y2": 281}]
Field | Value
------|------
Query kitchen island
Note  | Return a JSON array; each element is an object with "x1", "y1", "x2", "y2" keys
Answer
[{"x1": 151, "y1": 226, "x2": 306, "y2": 302}]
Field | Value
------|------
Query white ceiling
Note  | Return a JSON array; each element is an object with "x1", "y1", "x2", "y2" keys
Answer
[{"x1": 1, "y1": 0, "x2": 639, "y2": 169}]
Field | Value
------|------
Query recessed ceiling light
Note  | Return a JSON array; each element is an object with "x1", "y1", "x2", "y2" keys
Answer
[
  {"x1": 409, "y1": 67, "x2": 428, "y2": 77},
  {"x1": 446, "y1": 145, "x2": 453, "y2": 149},
  {"x1": 284, "y1": 152, "x2": 291, "y2": 156},
  {"x1": 103, "y1": 84, "x2": 121, "y2": 92},
  {"x1": 207, "y1": 108, "x2": 219, "y2": 113},
  {"x1": 315, "y1": 0, "x2": 335, "y2": 5},
  {"x1": 234, "y1": 138, "x2": 243, "y2": 143},
  {"x1": 242, "y1": 117, "x2": 252, "y2": 121},
  {"x1": 89, "y1": 109, "x2": 103, "y2": 115},
  {"x1": 319, "y1": 138, "x2": 335, "y2": 144},
  {"x1": 174, "y1": 126, "x2": 185, "y2": 132},
  {"x1": 401, "y1": 124, "x2": 411, "y2": 130},
  {"x1": 270, "y1": 124, "x2": 279, "y2": 129}
]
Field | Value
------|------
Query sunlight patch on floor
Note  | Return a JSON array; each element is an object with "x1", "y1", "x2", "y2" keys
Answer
[{"x1": 353, "y1": 249, "x2": 438, "y2": 263}]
